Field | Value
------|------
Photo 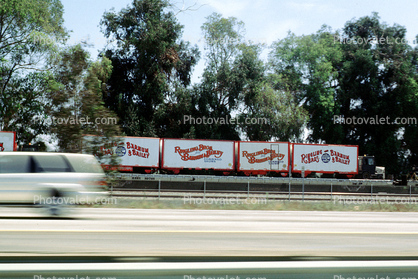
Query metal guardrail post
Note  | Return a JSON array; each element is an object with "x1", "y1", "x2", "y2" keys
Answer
[
  {"x1": 158, "y1": 180, "x2": 161, "y2": 200},
  {"x1": 302, "y1": 178, "x2": 305, "y2": 202},
  {"x1": 302, "y1": 167, "x2": 305, "y2": 202},
  {"x1": 410, "y1": 184, "x2": 412, "y2": 201},
  {"x1": 371, "y1": 183, "x2": 373, "y2": 200},
  {"x1": 247, "y1": 181, "x2": 250, "y2": 199},
  {"x1": 204, "y1": 180, "x2": 206, "y2": 199},
  {"x1": 330, "y1": 183, "x2": 332, "y2": 201},
  {"x1": 288, "y1": 167, "x2": 291, "y2": 201}
]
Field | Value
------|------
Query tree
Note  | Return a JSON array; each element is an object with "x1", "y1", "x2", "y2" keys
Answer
[
  {"x1": 47, "y1": 44, "x2": 122, "y2": 152},
  {"x1": 100, "y1": 0, "x2": 199, "y2": 137},
  {"x1": 337, "y1": 13, "x2": 417, "y2": 174},
  {"x1": 0, "y1": 0, "x2": 67, "y2": 145},
  {"x1": 402, "y1": 36, "x2": 418, "y2": 170},
  {"x1": 270, "y1": 27, "x2": 344, "y2": 143},
  {"x1": 236, "y1": 44, "x2": 307, "y2": 141},
  {"x1": 193, "y1": 13, "x2": 306, "y2": 141},
  {"x1": 190, "y1": 13, "x2": 244, "y2": 140},
  {"x1": 270, "y1": 14, "x2": 418, "y2": 174},
  {"x1": 1, "y1": 71, "x2": 53, "y2": 144}
]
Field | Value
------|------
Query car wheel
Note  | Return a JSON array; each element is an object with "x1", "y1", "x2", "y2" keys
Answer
[{"x1": 39, "y1": 188, "x2": 67, "y2": 217}]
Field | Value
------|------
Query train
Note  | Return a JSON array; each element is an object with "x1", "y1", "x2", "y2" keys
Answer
[
  {"x1": 0, "y1": 131, "x2": 17, "y2": 152},
  {"x1": 83, "y1": 136, "x2": 385, "y2": 179}
]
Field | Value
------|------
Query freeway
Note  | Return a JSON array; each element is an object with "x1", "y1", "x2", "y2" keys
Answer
[
  {"x1": 0, "y1": 208, "x2": 418, "y2": 257},
  {"x1": 3, "y1": 261, "x2": 418, "y2": 279}
]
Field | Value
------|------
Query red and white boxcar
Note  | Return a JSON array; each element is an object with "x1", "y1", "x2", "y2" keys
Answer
[
  {"x1": 162, "y1": 139, "x2": 235, "y2": 174},
  {"x1": 292, "y1": 143, "x2": 358, "y2": 177},
  {"x1": 84, "y1": 136, "x2": 160, "y2": 172},
  {"x1": 237, "y1": 141, "x2": 290, "y2": 176},
  {"x1": 0, "y1": 131, "x2": 17, "y2": 152}
]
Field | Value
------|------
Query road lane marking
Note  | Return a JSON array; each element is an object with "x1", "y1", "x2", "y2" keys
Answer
[{"x1": 0, "y1": 230, "x2": 418, "y2": 234}]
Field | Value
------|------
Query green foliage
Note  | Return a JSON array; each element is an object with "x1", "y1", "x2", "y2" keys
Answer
[
  {"x1": 47, "y1": 44, "x2": 122, "y2": 153},
  {"x1": 153, "y1": 81, "x2": 197, "y2": 138},
  {"x1": 189, "y1": 13, "x2": 244, "y2": 139},
  {"x1": 269, "y1": 14, "x2": 418, "y2": 174},
  {"x1": 240, "y1": 82, "x2": 308, "y2": 141},
  {"x1": 100, "y1": 0, "x2": 199, "y2": 137},
  {"x1": 0, "y1": 0, "x2": 67, "y2": 145},
  {"x1": 0, "y1": 71, "x2": 53, "y2": 144},
  {"x1": 237, "y1": 43, "x2": 307, "y2": 141},
  {"x1": 338, "y1": 13, "x2": 417, "y2": 174},
  {"x1": 1, "y1": 0, "x2": 416, "y2": 177},
  {"x1": 270, "y1": 27, "x2": 344, "y2": 143},
  {"x1": 192, "y1": 13, "x2": 306, "y2": 140},
  {"x1": 201, "y1": 13, "x2": 245, "y2": 71}
]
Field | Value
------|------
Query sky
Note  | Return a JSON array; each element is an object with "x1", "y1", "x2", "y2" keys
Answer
[{"x1": 60, "y1": 0, "x2": 418, "y2": 83}]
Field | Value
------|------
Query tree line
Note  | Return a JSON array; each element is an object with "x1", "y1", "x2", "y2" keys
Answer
[{"x1": 0, "y1": 0, "x2": 417, "y2": 175}]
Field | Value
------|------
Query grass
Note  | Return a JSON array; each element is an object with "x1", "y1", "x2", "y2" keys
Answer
[{"x1": 90, "y1": 197, "x2": 418, "y2": 212}]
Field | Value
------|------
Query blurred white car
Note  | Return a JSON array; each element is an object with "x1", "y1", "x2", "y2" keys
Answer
[{"x1": 0, "y1": 152, "x2": 108, "y2": 216}]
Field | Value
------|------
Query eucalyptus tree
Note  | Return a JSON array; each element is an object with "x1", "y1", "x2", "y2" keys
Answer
[
  {"x1": 193, "y1": 13, "x2": 306, "y2": 141},
  {"x1": 100, "y1": 0, "x2": 199, "y2": 137},
  {"x1": 47, "y1": 44, "x2": 122, "y2": 153},
  {"x1": 269, "y1": 13, "x2": 418, "y2": 174},
  {"x1": 0, "y1": 0, "x2": 67, "y2": 144}
]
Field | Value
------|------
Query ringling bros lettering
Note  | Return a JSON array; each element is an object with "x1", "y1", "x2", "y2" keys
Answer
[
  {"x1": 242, "y1": 148, "x2": 285, "y2": 164},
  {"x1": 174, "y1": 144, "x2": 223, "y2": 161},
  {"x1": 301, "y1": 149, "x2": 350, "y2": 165}
]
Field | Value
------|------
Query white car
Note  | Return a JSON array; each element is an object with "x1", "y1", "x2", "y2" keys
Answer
[{"x1": 0, "y1": 152, "x2": 108, "y2": 217}]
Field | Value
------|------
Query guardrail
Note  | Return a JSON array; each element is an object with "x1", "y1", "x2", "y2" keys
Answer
[
  {"x1": 109, "y1": 173, "x2": 400, "y2": 186},
  {"x1": 108, "y1": 174, "x2": 418, "y2": 203},
  {"x1": 3, "y1": 260, "x2": 418, "y2": 279}
]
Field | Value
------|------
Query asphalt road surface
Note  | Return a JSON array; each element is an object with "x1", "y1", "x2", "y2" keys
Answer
[{"x1": 1, "y1": 207, "x2": 418, "y2": 257}]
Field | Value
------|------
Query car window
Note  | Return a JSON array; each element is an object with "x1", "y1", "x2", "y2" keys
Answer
[
  {"x1": 33, "y1": 155, "x2": 72, "y2": 172},
  {"x1": 0, "y1": 155, "x2": 31, "y2": 173},
  {"x1": 65, "y1": 155, "x2": 104, "y2": 173}
]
